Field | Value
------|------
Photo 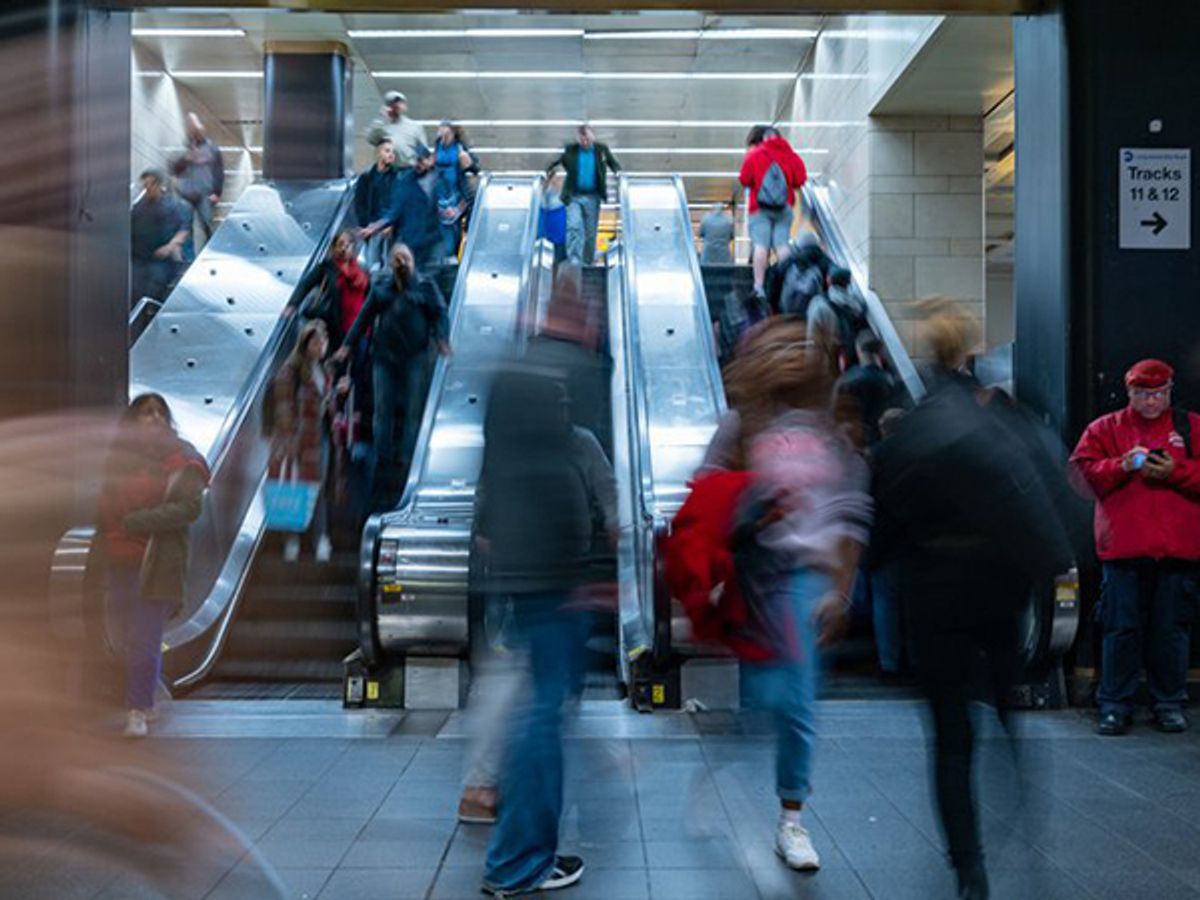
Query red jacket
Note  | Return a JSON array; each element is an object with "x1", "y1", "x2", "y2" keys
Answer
[
  {"x1": 738, "y1": 135, "x2": 807, "y2": 215},
  {"x1": 664, "y1": 470, "x2": 775, "y2": 662},
  {"x1": 1069, "y1": 406, "x2": 1200, "y2": 561}
]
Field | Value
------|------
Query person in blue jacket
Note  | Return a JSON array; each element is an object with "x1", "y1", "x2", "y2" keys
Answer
[{"x1": 362, "y1": 144, "x2": 441, "y2": 273}]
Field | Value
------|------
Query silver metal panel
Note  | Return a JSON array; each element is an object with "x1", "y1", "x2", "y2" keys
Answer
[
  {"x1": 610, "y1": 176, "x2": 727, "y2": 665},
  {"x1": 374, "y1": 176, "x2": 548, "y2": 655}
]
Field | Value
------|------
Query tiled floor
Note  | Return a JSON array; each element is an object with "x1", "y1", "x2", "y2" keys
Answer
[{"x1": 5, "y1": 699, "x2": 1200, "y2": 899}]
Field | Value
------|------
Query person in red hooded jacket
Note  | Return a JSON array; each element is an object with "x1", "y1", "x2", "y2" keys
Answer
[
  {"x1": 1070, "y1": 359, "x2": 1200, "y2": 736},
  {"x1": 738, "y1": 125, "x2": 808, "y2": 300}
]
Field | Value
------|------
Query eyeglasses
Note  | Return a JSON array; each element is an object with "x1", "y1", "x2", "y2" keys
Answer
[{"x1": 1129, "y1": 384, "x2": 1172, "y2": 398}]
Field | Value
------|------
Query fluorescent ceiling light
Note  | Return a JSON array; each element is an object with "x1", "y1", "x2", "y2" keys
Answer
[
  {"x1": 349, "y1": 28, "x2": 583, "y2": 38},
  {"x1": 132, "y1": 27, "x2": 246, "y2": 38},
  {"x1": 414, "y1": 119, "x2": 860, "y2": 129},
  {"x1": 585, "y1": 28, "x2": 816, "y2": 40},
  {"x1": 170, "y1": 70, "x2": 262, "y2": 79},
  {"x1": 471, "y1": 147, "x2": 830, "y2": 156},
  {"x1": 374, "y1": 71, "x2": 794, "y2": 81},
  {"x1": 799, "y1": 73, "x2": 868, "y2": 80}
]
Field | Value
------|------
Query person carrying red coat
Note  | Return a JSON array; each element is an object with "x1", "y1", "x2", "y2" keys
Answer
[{"x1": 1070, "y1": 358, "x2": 1200, "y2": 736}]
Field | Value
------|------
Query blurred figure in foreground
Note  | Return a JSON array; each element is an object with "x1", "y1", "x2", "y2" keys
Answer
[
  {"x1": 1070, "y1": 359, "x2": 1200, "y2": 736},
  {"x1": 670, "y1": 316, "x2": 870, "y2": 872},
  {"x1": 871, "y1": 299, "x2": 1074, "y2": 899},
  {"x1": 130, "y1": 169, "x2": 189, "y2": 308},
  {"x1": 170, "y1": 112, "x2": 224, "y2": 256},
  {"x1": 97, "y1": 394, "x2": 209, "y2": 738},
  {"x1": 473, "y1": 271, "x2": 616, "y2": 895}
]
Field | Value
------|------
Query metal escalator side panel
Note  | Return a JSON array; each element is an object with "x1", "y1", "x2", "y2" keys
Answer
[
  {"x1": 801, "y1": 182, "x2": 925, "y2": 405},
  {"x1": 616, "y1": 175, "x2": 728, "y2": 666},
  {"x1": 158, "y1": 181, "x2": 356, "y2": 686},
  {"x1": 371, "y1": 175, "x2": 545, "y2": 657}
]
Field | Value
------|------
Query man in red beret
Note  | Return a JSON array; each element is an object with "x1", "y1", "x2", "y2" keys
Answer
[{"x1": 1070, "y1": 359, "x2": 1200, "y2": 735}]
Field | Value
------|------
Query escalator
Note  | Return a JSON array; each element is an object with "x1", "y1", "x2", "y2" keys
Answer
[
  {"x1": 349, "y1": 176, "x2": 549, "y2": 707},
  {"x1": 50, "y1": 177, "x2": 468, "y2": 698}
]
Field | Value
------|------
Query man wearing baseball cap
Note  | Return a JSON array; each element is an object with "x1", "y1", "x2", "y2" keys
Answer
[
  {"x1": 1070, "y1": 359, "x2": 1200, "y2": 735},
  {"x1": 367, "y1": 90, "x2": 429, "y2": 170}
]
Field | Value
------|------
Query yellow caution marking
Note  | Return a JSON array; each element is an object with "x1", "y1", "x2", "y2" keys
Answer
[
  {"x1": 652, "y1": 684, "x2": 666, "y2": 705},
  {"x1": 366, "y1": 681, "x2": 380, "y2": 701}
]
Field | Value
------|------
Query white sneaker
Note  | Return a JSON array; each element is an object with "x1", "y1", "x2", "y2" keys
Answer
[
  {"x1": 776, "y1": 820, "x2": 820, "y2": 870},
  {"x1": 315, "y1": 534, "x2": 333, "y2": 563},
  {"x1": 283, "y1": 536, "x2": 301, "y2": 562},
  {"x1": 123, "y1": 709, "x2": 149, "y2": 739}
]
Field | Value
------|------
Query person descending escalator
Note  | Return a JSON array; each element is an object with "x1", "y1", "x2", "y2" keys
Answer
[
  {"x1": 433, "y1": 120, "x2": 480, "y2": 264},
  {"x1": 335, "y1": 243, "x2": 450, "y2": 511},
  {"x1": 129, "y1": 169, "x2": 189, "y2": 309},
  {"x1": 170, "y1": 112, "x2": 225, "y2": 258},
  {"x1": 269, "y1": 319, "x2": 339, "y2": 563},
  {"x1": 97, "y1": 394, "x2": 210, "y2": 738},
  {"x1": 870, "y1": 298, "x2": 1075, "y2": 900},
  {"x1": 547, "y1": 124, "x2": 621, "y2": 267},
  {"x1": 354, "y1": 139, "x2": 402, "y2": 272},
  {"x1": 669, "y1": 316, "x2": 871, "y2": 874},
  {"x1": 362, "y1": 145, "x2": 442, "y2": 275}
]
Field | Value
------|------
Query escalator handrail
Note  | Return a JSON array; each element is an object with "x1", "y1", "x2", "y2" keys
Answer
[{"x1": 802, "y1": 181, "x2": 926, "y2": 405}]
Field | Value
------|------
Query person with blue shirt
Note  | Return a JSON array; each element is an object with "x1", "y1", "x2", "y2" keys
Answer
[
  {"x1": 433, "y1": 120, "x2": 480, "y2": 263},
  {"x1": 545, "y1": 125, "x2": 621, "y2": 266}
]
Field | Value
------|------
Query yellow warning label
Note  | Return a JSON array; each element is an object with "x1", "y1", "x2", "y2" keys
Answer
[
  {"x1": 652, "y1": 684, "x2": 666, "y2": 705},
  {"x1": 381, "y1": 583, "x2": 404, "y2": 593},
  {"x1": 366, "y1": 681, "x2": 380, "y2": 701}
]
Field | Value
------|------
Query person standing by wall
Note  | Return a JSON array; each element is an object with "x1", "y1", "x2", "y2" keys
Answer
[
  {"x1": 547, "y1": 125, "x2": 620, "y2": 266},
  {"x1": 170, "y1": 112, "x2": 224, "y2": 256},
  {"x1": 97, "y1": 393, "x2": 209, "y2": 738},
  {"x1": 1070, "y1": 359, "x2": 1200, "y2": 736},
  {"x1": 739, "y1": 125, "x2": 807, "y2": 301}
]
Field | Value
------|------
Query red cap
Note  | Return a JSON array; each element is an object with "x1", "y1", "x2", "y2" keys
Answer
[{"x1": 1124, "y1": 358, "x2": 1174, "y2": 389}]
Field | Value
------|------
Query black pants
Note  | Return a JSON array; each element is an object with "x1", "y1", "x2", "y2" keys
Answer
[{"x1": 911, "y1": 582, "x2": 1024, "y2": 871}]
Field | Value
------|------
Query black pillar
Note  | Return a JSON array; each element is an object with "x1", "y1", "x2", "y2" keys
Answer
[
  {"x1": 1015, "y1": 0, "x2": 1200, "y2": 438},
  {"x1": 0, "y1": 4, "x2": 130, "y2": 418},
  {"x1": 263, "y1": 42, "x2": 352, "y2": 182}
]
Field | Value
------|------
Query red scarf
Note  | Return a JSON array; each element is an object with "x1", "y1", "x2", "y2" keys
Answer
[{"x1": 337, "y1": 259, "x2": 369, "y2": 338}]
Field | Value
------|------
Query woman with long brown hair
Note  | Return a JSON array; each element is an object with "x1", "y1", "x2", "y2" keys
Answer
[
  {"x1": 701, "y1": 316, "x2": 871, "y2": 872},
  {"x1": 97, "y1": 393, "x2": 209, "y2": 737}
]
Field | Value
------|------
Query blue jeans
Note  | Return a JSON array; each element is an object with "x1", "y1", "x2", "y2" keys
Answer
[
  {"x1": 565, "y1": 194, "x2": 601, "y2": 265},
  {"x1": 852, "y1": 565, "x2": 902, "y2": 673},
  {"x1": 740, "y1": 569, "x2": 827, "y2": 803},
  {"x1": 484, "y1": 593, "x2": 586, "y2": 893},
  {"x1": 109, "y1": 564, "x2": 168, "y2": 711},
  {"x1": 1097, "y1": 560, "x2": 1194, "y2": 716}
]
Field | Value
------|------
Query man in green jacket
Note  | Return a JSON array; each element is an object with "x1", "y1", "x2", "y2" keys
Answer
[{"x1": 546, "y1": 125, "x2": 621, "y2": 266}]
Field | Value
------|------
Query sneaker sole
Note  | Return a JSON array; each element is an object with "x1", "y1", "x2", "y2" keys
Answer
[
  {"x1": 480, "y1": 864, "x2": 584, "y2": 897},
  {"x1": 776, "y1": 845, "x2": 820, "y2": 871},
  {"x1": 540, "y1": 863, "x2": 585, "y2": 891},
  {"x1": 458, "y1": 813, "x2": 497, "y2": 825}
]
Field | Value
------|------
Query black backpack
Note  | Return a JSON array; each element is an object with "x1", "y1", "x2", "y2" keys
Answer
[
  {"x1": 778, "y1": 261, "x2": 825, "y2": 318},
  {"x1": 1174, "y1": 407, "x2": 1193, "y2": 457},
  {"x1": 828, "y1": 293, "x2": 871, "y2": 368}
]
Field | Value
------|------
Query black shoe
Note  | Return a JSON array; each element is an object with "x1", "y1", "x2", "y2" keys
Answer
[
  {"x1": 955, "y1": 860, "x2": 989, "y2": 900},
  {"x1": 1096, "y1": 711, "x2": 1131, "y2": 736},
  {"x1": 1154, "y1": 709, "x2": 1189, "y2": 733},
  {"x1": 482, "y1": 857, "x2": 585, "y2": 897}
]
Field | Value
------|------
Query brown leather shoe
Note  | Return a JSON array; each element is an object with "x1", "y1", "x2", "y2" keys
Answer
[{"x1": 457, "y1": 786, "x2": 498, "y2": 824}]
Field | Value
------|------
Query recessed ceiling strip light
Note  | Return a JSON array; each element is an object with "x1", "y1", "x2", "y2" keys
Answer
[
  {"x1": 374, "y1": 71, "x2": 795, "y2": 81},
  {"x1": 470, "y1": 147, "x2": 830, "y2": 155},
  {"x1": 584, "y1": 28, "x2": 817, "y2": 40},
  {"x1": 349, "y1": 28, "x2": 584, "y2": 38},
  {"x1": 132, "y1": 28, "x2": 246, "y2": 37},
  {"x1": 415, "y1": 119, "x2": 861, "y2": 129},
  {"x1": 170, "y1": 70, "x2": 263, "y2": 79}
]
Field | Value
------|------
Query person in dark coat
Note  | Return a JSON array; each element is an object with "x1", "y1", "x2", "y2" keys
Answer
[
  {"x1": 871, "y1": 299, "x2": 1074, "y2": 900},
  {"x1": 97, "y1": 393, "x2": 209, "y2": 738},
  {"x1": 546, "y1": 124, "x2": 621, "y2": 266},
  {"x1": 336, "y1": 242, "x2": 450, "y2": 508},
  {"x1": 130, "y1": 169, "x2": 189, "y2": 308},
  {"x1": 354, "y1": 138, "x2": 401, "y2": 271},
  {"x1": 363, "y1": 145, "x2": 441, "y2": 273}
]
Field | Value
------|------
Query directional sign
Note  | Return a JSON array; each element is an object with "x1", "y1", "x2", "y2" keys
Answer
[{"x1": 1119, "y1": 148, "x2": 1190, "y2": 250}]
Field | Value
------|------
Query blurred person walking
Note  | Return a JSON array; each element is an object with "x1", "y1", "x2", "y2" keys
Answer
[
  {"x1": 354, "y1": 138, "x2": 401, "y2": 271},
  {"x1": 337, "y1": 243, "x2": 449, "y2": 509},
  {"x1": 170, "y1": 112, "x2": 225, "y2": 255},
  {"x1": 547, "y1": 125, "x2": 621, "y2": 266},
  {"x1": 699, "y1": 200, "x2": 735, "y2": 265},
  {"x1": 270, "y1": 320, "x2": 337, "y2": 563},
  {"x1": 97, "y1": 394, "x2": 209, "y2": 738},
  {"x1": 367, "y1": 90, "x2": 429, "y2": 169},
  {"x1": 871, "y1": 299, "x2": 1074, "y2": 899},
  {"x1": 539, "y1": 170, "x2": 569, "y2": 266},
  {"x1": 287, "y1": 230, "x2": 370, "y2": 353},
  {"x1": 671, "y1": 316, "x2": 871, "y2": 872},
  {"x1": 807, "y1": 267, "x2": 870, "y2": 374},
  {"x1": 1070, "y1": 359, "x2": 1200, "y2": 736},
  {"x1": 130, "y1": 169, "x2": 189, "y2": 308},
  {"x1": 739, "y1": 125, "x2": 807, "y2": 300}
]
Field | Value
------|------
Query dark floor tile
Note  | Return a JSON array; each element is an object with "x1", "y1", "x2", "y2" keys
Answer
[
  {"x1": 1070, "y1": 865, "x2": 1200, "y2": 900},
  {"x1": 753, "y1": 865, "x2": 872, "y2": 900},
  {"x1": 253, "y1": 833, "x2": 356, "y2": 869},
  {"x1": 648, "y1": 867, "x2": 758, "y2": 900},
  {"x1": 316, "y1": 867, "x2": 436, "y2": 899},
  {"x1": 854, "y1": 865, "x2": 959, "y2": 900},
  {"x1": 643, "y1": 837, "x2": 746, "y2": 869},
  {"x1": 341, "y1": 837, "x2": 451, "y2": 869},
  {"x1": 206, "y1": 864, "x2": 330, "y2": 900}
]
